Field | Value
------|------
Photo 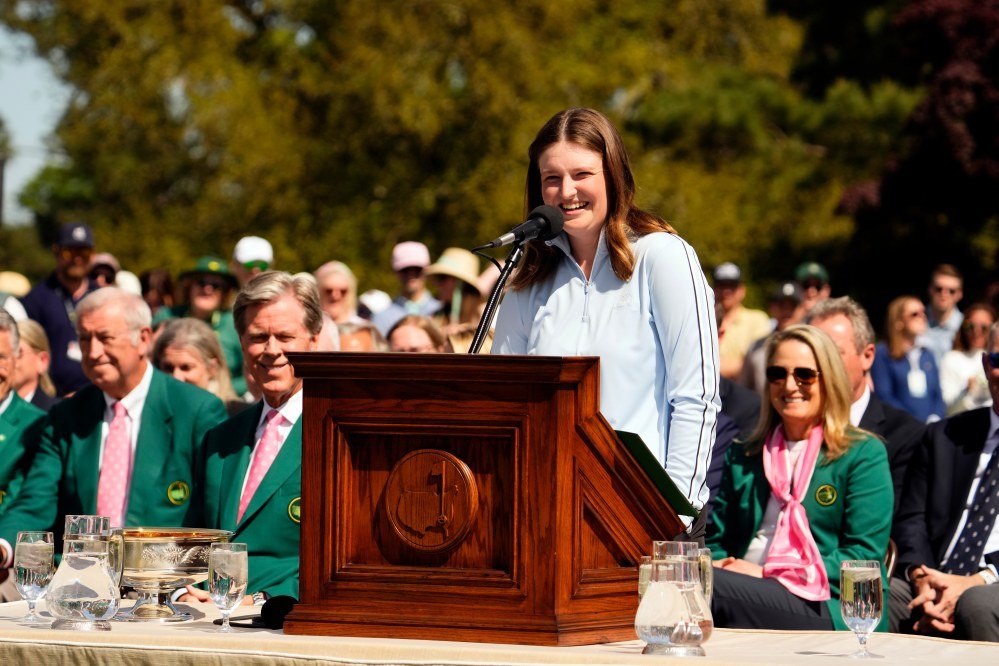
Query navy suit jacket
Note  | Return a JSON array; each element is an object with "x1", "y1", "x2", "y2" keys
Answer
[{"x1": 892, "y1": 407, "x2": 993, "y2": 578}]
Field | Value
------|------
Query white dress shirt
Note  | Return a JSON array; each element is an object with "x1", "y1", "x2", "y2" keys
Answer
[{"x1": 743, "y1": 438, "x2": 808, "y2": 565}]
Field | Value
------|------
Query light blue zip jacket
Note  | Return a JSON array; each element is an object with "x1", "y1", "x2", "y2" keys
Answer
[{"x1": 493, "y1": 230, "x2": 721, "y2": 512}]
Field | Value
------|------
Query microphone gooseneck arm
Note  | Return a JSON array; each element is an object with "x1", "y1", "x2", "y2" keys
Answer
[{"x1": 468, "y1": 243, "x2": 524, "y2": 355}]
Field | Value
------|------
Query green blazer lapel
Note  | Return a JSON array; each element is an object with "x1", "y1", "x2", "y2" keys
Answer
[
  {"x1": 237, "y1": 418, "x2": 302, "y2": 529},
  {"x1": 0, "y1": 399, "x2": 19, "y2": 449},
  {"x1": 1, "y1": 393, "x2": 30, "y2": 431},
  {"x1": 222, "y1": 403, "x2": 263, "y2": 532},
  {"x1": 126, "y1": 371, "x2": 173, "y2": 522},
  {"x1": 71, "y1": 387, "x2": 109, "y2": 515}
]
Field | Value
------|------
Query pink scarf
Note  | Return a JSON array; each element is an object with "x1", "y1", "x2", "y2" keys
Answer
[{"x1": 761, "y1": 425, "x2": 830, "y2": 601}]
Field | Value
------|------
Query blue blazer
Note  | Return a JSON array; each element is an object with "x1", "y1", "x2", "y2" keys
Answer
[{"x1": 870, "y1": 344, "x2": 945, "y2": 423}]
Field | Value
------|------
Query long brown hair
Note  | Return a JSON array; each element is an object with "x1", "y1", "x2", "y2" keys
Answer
[
  {"x1": 953, "y1": 303, "x2": 997, "y2": 352},
  {"x1": 510, "y1": 108, "x2": 675, "y2": 290}
]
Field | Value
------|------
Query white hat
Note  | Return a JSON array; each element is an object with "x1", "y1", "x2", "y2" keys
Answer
[
  {"x1": 358, "y1": 289, "x2": 391, "y2": 316},
  {"x1": 233, "y1": 236, "x2": 274, "y2": 264},
  {"x1": 115, "y1": 270, "x2": 143, "y2": 296}
]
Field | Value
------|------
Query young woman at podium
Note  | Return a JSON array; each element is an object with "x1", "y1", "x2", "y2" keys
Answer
[{"x1": 492, "y1": 107, "x2": 720, "y2": 536}]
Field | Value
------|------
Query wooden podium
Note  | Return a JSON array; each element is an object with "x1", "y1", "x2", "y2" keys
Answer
[{"x1": 282, "y1": 352, "x2": 686, "y2": 646}]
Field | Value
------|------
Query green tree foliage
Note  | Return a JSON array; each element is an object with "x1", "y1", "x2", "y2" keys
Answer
[
  {"x1": 843, "y1": 0, "x2": 999, "y2": 319},
  {"x1": 1, "y1": 0, "x2": 920, "y2": 300}
]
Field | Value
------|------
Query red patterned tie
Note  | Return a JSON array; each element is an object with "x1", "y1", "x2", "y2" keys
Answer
[
  {"x1": 97, "y1": 401, "x2": 130, "y2": 528},
  {"x1": 237, "y1": 409, "x2": 285, "y2": 523}
]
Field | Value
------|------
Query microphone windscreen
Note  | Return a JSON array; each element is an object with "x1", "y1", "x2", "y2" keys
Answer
[
  {"x1": 531, "y1": 205, "x2": 564, "y2": 239},
  {"x1": 260, "y1": 595, "x2": 299, "y2": 629}
]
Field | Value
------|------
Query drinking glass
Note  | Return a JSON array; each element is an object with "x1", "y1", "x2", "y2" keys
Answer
[
  {"x1": 209, "y1": 542, "x2": 248, "y2": 633},
  {"x1": 840, "y1": 560, "x2": 883, "y2": 659},
  {"x1": 697, "y1": 548, "x2": 713, "y2": 604},
  {"x1": 635, "y1": 557, "x2": 712, "y2": 656},
  {"x1": 638, "y1": 556, "x2": 652, "y2": 599},
  {"x1": 14, "y1": 531, "x2": 55, "y2": 625}
]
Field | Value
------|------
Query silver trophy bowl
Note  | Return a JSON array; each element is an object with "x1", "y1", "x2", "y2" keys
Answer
[{"x1": 114, "y1": 527, "x2": 233, "y2": 622}]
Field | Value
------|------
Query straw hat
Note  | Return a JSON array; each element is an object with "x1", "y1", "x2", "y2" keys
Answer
[
  {"x1": 425, "y1": 248, "x2": 481, "y2": 292},
  {"x1": 0, "y1": 271, "x2": 31, "y2": 297}
]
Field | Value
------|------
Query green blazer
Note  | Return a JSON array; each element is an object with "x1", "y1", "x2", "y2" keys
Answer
[
  {"x1": 198, "y1": 402, "x2": 301, "y2": 599},
  {"x1": 0, "y1": 368, "x2": 227, "y2": 546},
  {"x1": 0, "y1": 393, "x2": 46, "y2": 515},
  {"x1": 706, "y1": 434, "x2": 893, "y2": 631}
]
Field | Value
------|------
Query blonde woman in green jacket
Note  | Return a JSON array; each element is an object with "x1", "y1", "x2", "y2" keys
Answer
[{"x1": 706, "y1": 324, "x2": 893, "y2": 631}]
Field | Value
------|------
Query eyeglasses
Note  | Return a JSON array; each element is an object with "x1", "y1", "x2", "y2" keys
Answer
[
  {"x1": 963, "y1": 322, "x2": 991, "y2": 333},
  {"x1": 765, "y1": 366, "x2": 821, "y2": 386},
  {"x1": 987, "y1": 352, "x2": 999, "y2": 368},
  {"x1": 241, "y1": 260, "x2": 269, "y2": 272},
  {"x1": 195, "y1": 276, "x2": 228, "y2": 291},
  {"x1": 931, "y1": 284, "x2": 959, "y2": 295}
]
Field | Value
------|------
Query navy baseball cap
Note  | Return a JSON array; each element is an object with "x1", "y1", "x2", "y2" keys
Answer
[{"x1": 57, "y1": 222, "x2": 95, "y2": 248}]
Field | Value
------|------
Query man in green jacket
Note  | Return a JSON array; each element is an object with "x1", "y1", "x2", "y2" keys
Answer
[
  {"x1": 0, "y1": 288, "x2": 227, "y2": 574},
  {"x1": 184, "y1": 271, "x2": 320, "y2": 605},
  {"x1": 0, "y1": 308, "x2": 47, "y2": 516}
]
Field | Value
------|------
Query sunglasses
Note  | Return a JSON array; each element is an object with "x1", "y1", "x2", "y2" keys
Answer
[
  {"x1": 963, "y1": 322, "x2": 991, "y2": 333},
  {"x1": 931, "y1": 285, "x2": 959, "y2": 295},
  {"x1": 765, "y1": 366, "x2": 821, "y2": 386},
  {"x1": 195, "y1": 276, "x2": 228, "y2": 290},
  {"x1": 987, "y1": 352, "x2": 999, "y2": 368},
  {"x1": 242, "y1": 260, "x2": 269, "y2": 271}
]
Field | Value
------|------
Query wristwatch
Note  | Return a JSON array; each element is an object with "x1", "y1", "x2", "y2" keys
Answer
[
  {"x1": 978, "y1": 569, "x2": 998, "y2": 585},
  {"x1": 252, "y1": 591, "x2": 269, "y2": 606}
]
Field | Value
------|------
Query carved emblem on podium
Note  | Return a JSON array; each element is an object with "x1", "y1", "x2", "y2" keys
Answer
[{"x1": 385, "y1": 449, "x2": 479, "y2": 553}]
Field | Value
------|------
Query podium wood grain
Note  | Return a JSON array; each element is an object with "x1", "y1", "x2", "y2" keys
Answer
[{"x1": 283, "y1": 352, "x2": 685, "y2": 645}]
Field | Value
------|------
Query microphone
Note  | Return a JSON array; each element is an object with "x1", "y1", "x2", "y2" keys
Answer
[{"x1": 485, "y1": 205, "x2": 564, "y2": 248}]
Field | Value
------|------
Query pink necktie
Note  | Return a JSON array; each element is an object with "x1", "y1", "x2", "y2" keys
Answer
[
  {"x1": 237, "y1": 409, "x2": 285, "y2": 523},
  {"x1": 97, "y1": 401, "x2": 130, "y2": 528}
]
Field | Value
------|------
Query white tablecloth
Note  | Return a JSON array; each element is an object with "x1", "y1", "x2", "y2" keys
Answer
[{"x1": 0, "y1": 601, "x2": 996, "y2": 665}]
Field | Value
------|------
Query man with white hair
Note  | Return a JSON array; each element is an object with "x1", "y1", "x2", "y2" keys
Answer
[{"x1": 0, "y1": 288, "x2": 227, "y2": 581}]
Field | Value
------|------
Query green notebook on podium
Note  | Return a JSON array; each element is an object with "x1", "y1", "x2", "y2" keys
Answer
[{"x1": 615, "y1": 430, "x2": 699, "y2": 519}]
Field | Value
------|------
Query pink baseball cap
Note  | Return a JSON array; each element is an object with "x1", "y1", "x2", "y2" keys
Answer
[{"x1": 391, "y1": 242, "x2": 431, "y2": 272}]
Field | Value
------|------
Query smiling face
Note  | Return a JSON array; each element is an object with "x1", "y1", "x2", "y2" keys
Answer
[
  {"x1": 538, "y1": 141, "x2": 608, "y2": 247},
  {"x1": 188, "y1": 274, "x2": 229, "y2": 318},
  {"x1": 768, "y1": 339, "x2": 824, "y2": 440},
  {"x1": 77, "y1": 303, "x2": 151, "y2": 399},
  {"x1": 240, "y1": 291, "x2": 319, "y2": 407}
]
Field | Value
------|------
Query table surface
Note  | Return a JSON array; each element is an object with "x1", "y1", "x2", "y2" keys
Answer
[{"x1": 0, "y1": 601, "x2": 996, "y2": 665}]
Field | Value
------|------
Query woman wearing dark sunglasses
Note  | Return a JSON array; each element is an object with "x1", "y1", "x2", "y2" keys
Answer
[
  {"x1": 706, "y1": 324, "x2": 893, "y2": 631},
  {"x1": 152, "y1": 256, "x2": 247, "y2": 396},
  {"x1": 940, "y1": 303, "x2": 996, "y2": 416},
  {"x1": 870, "y1": 295, "x2": 946, "y2": 423}
]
